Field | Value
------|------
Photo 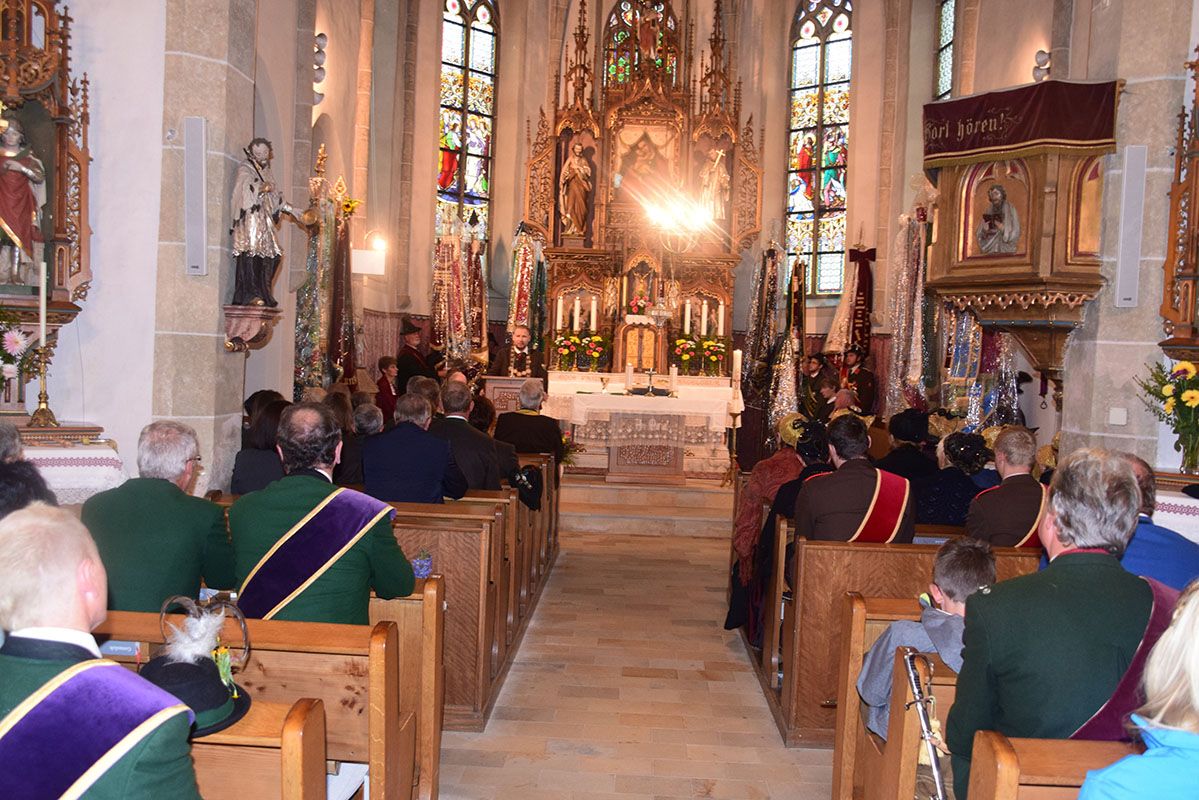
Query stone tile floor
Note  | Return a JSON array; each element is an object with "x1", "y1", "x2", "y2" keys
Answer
[{"x1": 439, "y1": 530, "x2": 833, "y2": 799}]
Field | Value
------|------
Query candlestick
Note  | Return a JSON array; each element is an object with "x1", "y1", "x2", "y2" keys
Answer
[
  {"x1": 684, "y1": 299, "x2": 691, "y2": 334},
  {"x1": 701, "y1": 300, "x2": 709, "y2": 336},
  {"x1": 717, "y1": 301, "x2": 725, "y2": 337},
  {"x1": 590, "y1": 296, "x2": 597, "y2": 331},
  {"x1": 37, "y1": 260, "x2": 46, "y2": 346},
  {"x1": 573, "y1": 296, "x2": 581, "y2": 332},
  {"x1": 556, "y1": 296, "x2": 564, "y2": 330}
]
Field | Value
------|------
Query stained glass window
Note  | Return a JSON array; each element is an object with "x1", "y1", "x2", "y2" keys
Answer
[
  {"x1": 439, "y1": 0, "x2": 498, "y2": 252},
  {"x1": 934, "y1": 0, "x2": 955, "y2": 100},
  {"x1": 603, "y1": 1, "x2": 679, "y2": 87},
  {"x1": 786, "y1": 0, "x2": 851, "y2": 297}
]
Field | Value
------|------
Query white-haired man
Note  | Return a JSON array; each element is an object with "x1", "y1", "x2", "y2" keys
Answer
[
  {"x1": 493, "y1": 378, "x2": 566, "y2": 466},
  {"x1": 946, "y1": 449, "x2": 1178, "y2": 799},
  {"x1": 0, "y1": 504, "x2": 200, "y2": 797},
  {"x1": 81, "y1": 421, "x2": 235, "y2": 613}
]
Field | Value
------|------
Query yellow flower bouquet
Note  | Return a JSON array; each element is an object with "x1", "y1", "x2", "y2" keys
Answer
[{"x1": 1138, "y1": 360, "x2": 1199, "y2": 473}]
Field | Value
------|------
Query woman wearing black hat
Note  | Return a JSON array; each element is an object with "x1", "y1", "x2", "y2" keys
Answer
[
  {"x1": 912, "y1": 431, "x2": 988, "y2": 526},
  {"x1": 875, "y1": 409, "x2": 937, "y2": 482}
]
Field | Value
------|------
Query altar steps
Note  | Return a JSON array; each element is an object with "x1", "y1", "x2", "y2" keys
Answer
[{"x1": 558, "y1": 476, "x2": 734, "y2": 538}]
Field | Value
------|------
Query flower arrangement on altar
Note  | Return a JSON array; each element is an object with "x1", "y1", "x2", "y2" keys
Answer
[
  {"x1": 1138, "y1": 360, "x2": 1199, "y2": 473},
  {"x1": 581, "y1": 334, "x2": 606, "y2": 370},
  {"x1": 628, "y1": 295, "x2": 650, "y2": 315},
  {"x1": 561, "y1": 430, "x2": 583, "y2": 467},
  {"x1": 553, "y1": 332, "x2": 582, "y2": 370},
  {"x1": 0, "y1": 314, "x2": 32, "y2": 381},
  {"x1": 673, "y1": 337, "x2": 698, "y2": 372},
  {"x1": 701, "y1": 338, "x2": 727, "y2": 376}
]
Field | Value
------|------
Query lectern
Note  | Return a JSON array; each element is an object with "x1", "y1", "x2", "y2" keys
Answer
[{"x1": 480, "y1": 376, "x2": 529, "y2": 414}]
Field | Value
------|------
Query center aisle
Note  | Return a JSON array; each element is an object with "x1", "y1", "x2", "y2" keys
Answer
[{"x1": 439, "y1": 529, "x2": 833, "y2": 799}]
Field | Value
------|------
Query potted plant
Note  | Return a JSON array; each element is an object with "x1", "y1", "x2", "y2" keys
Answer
[
  {"x1": 552, "y1": 332, "x2": 582, "y2": 371},
  {"x1": 412, "y1": 548, "x2": 433, "y2": 578},
  {"x1": 673, "y1": 336, "x2": 698, "y2": 375},
  {"x1": 582, "y1": 334, "x2": 605, "y2": 371},
  {"x1": 701, "y1": 338, "x2": 727, "y2": 377},
  {"x1": 1138, "y1": 359, "x2": 1199, "y2": 473}
]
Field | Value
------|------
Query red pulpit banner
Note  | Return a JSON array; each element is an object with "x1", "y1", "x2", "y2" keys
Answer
[{"x1": 923, "y1": 80, "x2": 1119, "y2": 168}]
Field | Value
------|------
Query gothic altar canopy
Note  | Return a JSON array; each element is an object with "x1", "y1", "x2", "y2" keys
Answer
[{"x1": 522, "y1": 0, "x2": 762, "y2": 375}]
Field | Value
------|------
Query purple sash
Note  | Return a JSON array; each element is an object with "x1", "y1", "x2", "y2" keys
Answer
[
  {"x1": 238, "y1": 488, "x2": 394, "y2": 619},
  {"x1": 1071, "y1": 578, "x2": 1179, "y2": 741},
  {"x1": 0, "y1": 660, "x2": 192, "y2": 798}
]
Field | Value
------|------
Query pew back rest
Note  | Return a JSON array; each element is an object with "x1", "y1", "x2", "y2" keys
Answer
[{"x1": 968, "y1": 732, "x2": 1137, "y2": 800}]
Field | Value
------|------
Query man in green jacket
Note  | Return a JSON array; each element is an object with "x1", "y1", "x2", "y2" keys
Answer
[
  {"x1": 82, "y1": 421, "x2": 236, "y2": 612},
  {"x1": 0, "y1": 504, "x2": 200, "y2": 798},
  {"x1": 230, "y1": 402, "x2": 414, "y2": 624},
  {"x1": 946, "y1": 449, "x2": 1167, "y2": 799}
]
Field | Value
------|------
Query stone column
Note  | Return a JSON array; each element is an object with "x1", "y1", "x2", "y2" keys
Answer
[{"x1": 153, "y1": 0, "x2": 258, "y2": 491}]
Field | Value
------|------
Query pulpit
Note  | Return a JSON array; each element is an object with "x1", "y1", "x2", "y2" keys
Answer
[{"x1": 480, "y1": 376, "x2": 529, "y2": 415}]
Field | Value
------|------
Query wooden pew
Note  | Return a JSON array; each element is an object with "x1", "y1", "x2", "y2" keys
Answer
[
  {"x1": 832, "y1": 593, "x2": 956, "y2": 800},
  {"x1": 94, "y1": 614, "x2": 417, "y2": 800},
  {"x1": 745, "y1": 529, "x2": 1040, "y2": 747},
  {"x1": 193, "y1": 698, "x2": 327, "y2": 799},
  {"x1": 458, "y1": 488, "x2": 522, "y2": 671},
  {"x1": 517, "y1": 453, "x2": 558, "y2": 597},
  {"x1": 968, "y1": 732, "x2": 1136, "y2": 800}
]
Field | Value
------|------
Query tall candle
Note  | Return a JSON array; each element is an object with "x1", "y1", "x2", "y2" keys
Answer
[
  {"x1": 573, "y1": 296, "x2": 581, "y2": 332},
  {"x1": 625, "y1": 362, "x2": 634, "y2": 388},
  {"x1": 717, "y1": 301, "x2": 726, "y2": 337},
  {"x1": 669, "y1": 364, "x2": 678, "y2": 393},
  {"x1": 37, "y1": 260, "x2": 46, "y2": 346},
  {"x1": 555, "y1": 296, "x2": 564, "y2": 330},
  {"x1": 684, "y1": 299, "x2": 691, "y2": 334},
  {"x1": 590, "y1": 296, "x2": 597, "y2": 331},
  {"x1": 731, "y1": 348, "x2": 742, "y2": 384},
  {"x1": 700, "y1": 300, "x2": 709, "y2": 336}
]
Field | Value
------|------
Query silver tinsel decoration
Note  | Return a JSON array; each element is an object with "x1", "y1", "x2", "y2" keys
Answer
[
  {"x1": 992, "y1": 332, "x2": 1020, "y2": 425},
  {"x1": 742, "y1": 242, "x2": 783, "y2": 401},
  {"x1": 884, "y1": 177, "x2": 938, "y2": 414},
  {"x1": 766, "y1": 334, "x2": 800, "y2": 451}
]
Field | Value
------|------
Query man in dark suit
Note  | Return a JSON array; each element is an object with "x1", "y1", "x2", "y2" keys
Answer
[
  {"x1": 793, "y1": 414, "x2": 915, "y2": 543},
  {"x1": 82, "y1": 420, "x2": 236, "y2": 612},
  {"x1": 966, "y1": 426, "x2": 1046, "y2": 546},
  {"x1": 842, "y1": 345, "x2": 877, "y2": 414},
  {"x1": 488, "y1": 325, "x2": 547, "y2": 383},
  {"x1": 395, "y1": 317, "x2": 443, "y2": 391},
  {"x1": 469, "y1": 393, "x2": 520, "y2": 481},
  {"x1": 230, "y1": 403, "x2": 414, "y2": 624},
  {"x1": 1117, "y1": 452, "x2": 1199, "y2": 590},
  {"x1": 947, "y1": 449, "x2": 1172, "y2": 799},
  {"x1": 0, "y1": 504, "x2": 200, "y2": 797},
  {"x1": 494, "y1": 378, "x2": 566, "y2": 465},
  {"x1": 874, "y1": 409, "x2": 937, "y2": 482},
  {"x1": 363, "y1": 394, "x2": 468, "y2": 504},
  {"x1": 429, "y1": 381, "x2": 502, "y2": 490}
]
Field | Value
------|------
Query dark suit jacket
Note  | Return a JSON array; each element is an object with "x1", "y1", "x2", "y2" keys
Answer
[
  {"x1": 362, "y1": 422, "x2": 468, "y2": 503},
  {"x1": 946, "y1": 553, "x2": 1154, "y2": 799},
  {"x1": 230, "y1": 447, "x2": 285, "y2": 495},
  {"x1": 0, "y1": 636, "x2": 200, "y2": 798},
  {"x1": 494, "y1": 410, "x2": 565, "y2": 463},
  {"x1": 793, "y1": 458, "x2": 915, "y2": 542},
  {"x1": 333, "y1": 433, "x2": 365, "y2": 486},
  {"x1": 874, "y1": 444, "x2": 937, "y2": 482},
  {"x1": 488, "y1": 348, "x2": 547, "y2": 378},
  {"x1": 229, "y1": 470, "x2": 414, "y2": 624},
  {"x1": 428, "y1": 415, "x2": 502, "y2": 490},
  {"x1": 495, "y1": 438, "x2": 519, "y2": 482},
  {"x1": 82, "y1": 478, "x2": 237, "y2": 612},
  {"x1": 395, "y1": 344, "x2": 440, "y2": 391},
  {"x1": 846, "y1": 366, "x2": 878, "y2": 413},
  {"x1": 913, "y1": 466, "x2": 982, "y2": 526},
  {"x1": 966, "y1": 472, "x2": 1044, "y2": 546}
]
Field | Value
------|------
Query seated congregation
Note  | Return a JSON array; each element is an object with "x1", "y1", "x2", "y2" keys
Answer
[
  {"x1": 0, "y1": 352, "x2": 565, "y2": 799},
  {"x1": 726, "y1": 404, "x2": 1199, "y2": 800}
]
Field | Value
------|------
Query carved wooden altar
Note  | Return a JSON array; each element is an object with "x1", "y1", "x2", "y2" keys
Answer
[
  {"x1": 522, "y1": 0, "x2": 760, "y2": 375},
  {"x1": 0, "y1": 1, "x2": 91, "y2": 417}
]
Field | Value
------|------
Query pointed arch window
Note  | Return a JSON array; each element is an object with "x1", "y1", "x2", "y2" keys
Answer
[
  {"x1": 786, "y1": 0, "x2": 851, "y2": 298},
  {"x1": 934, "y1": 0, "x2": 955, "y2": 100},
  {"x1": 438, "y1": 0, "x2": 498, "y2": 250}
]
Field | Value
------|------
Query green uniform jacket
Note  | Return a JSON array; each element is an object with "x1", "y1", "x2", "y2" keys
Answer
[
  {"x1": 82, "y1": 478, "x2": 237, "y2": 612},
  {"x1": 0, "y1": 637, "x2": 200, "y2": 799},
  {"x1": 229, "y1": 472, "x2": 415, "y2": 624},
  {"x1": 946, "y1": 552, "x2": 1152, "y2": 799}
]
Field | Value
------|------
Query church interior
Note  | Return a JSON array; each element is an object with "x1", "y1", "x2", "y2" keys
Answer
[{"x1": 2, "y1": 0, "x2": 1199, "y2": 798}]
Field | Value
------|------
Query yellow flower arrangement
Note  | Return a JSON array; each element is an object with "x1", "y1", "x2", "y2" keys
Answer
[
  {"x1": 1184, "y1": 389, "x2": 1199, "y2": 408},
  {"x1": 1175, "y1": 361, "x2": 1198, "y2": 380},
  {"x1": 1139, "y1": 359, "x2": 1199, "y2": 472},
  {"x1": 1165, "y1": 397, "x2": 1176, "y2": 415},
  {"x1": 1163, "y1": 384, "x2": 1175, "y2": 397}
]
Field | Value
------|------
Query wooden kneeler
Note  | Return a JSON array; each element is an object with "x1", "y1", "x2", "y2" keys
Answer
[{"x1": 967, "y1": 732, "x2": 1136, "y2": 800}]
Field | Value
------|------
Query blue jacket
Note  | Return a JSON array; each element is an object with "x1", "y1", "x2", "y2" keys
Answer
[
  {"x1": 1079, "y1": 715, "x2": 1199, "y2": 799},
  {"x1": 362, "y1": 421, "x2": 468, "y2": 504},
  {"x1": 1120, "y1": 516, "x2": 1199, "y2": 591}
]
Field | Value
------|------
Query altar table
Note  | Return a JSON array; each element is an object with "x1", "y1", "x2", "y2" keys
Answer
[
  {"x1": 24, "y1": 441, "x2": 128, "y2": 505},
  {"x1": 544, "y1": 371, "x2": 739, "y2": 480},
  {"x1": 1154, "y1": 490, "x2": 1199, "y2": 545}
]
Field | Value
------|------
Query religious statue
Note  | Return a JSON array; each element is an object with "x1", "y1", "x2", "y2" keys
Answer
[
  {"x1": 230, "y1": 138, "x2": 297, "y2": 307},
  {"x1": 975, "y1": 183, "x2": 1021, "y2": 255},
  {"x1": 559, "y1": 141, "x2": 592, "y2": 236},
  {"x1": 637, "y1": 7, "x2": 662, "y2": 65},
  {"x1": 700, "y1": 148, "x2": 730, "y2": 221},
  {"x1": 0, "y1": 118, "x2": 45, "y2": 285}
]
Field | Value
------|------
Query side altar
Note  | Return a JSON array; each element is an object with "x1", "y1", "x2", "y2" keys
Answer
[{"x1": 544, "y1": 370, "x2": 738, "y2": 482}]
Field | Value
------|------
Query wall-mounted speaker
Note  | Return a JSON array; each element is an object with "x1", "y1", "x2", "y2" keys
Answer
[
  {"x1": 183, "y1": 116, "x2": 207, "y2": 277},
  {"x1": 1114, "y1": 144, "x2": 1147, "y2": 308}
]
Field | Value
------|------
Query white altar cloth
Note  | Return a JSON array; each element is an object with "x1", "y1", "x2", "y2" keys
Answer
[
  {"x1": 544, "y1": 371, "x2": 737, "y2": 432},
  {"x1": 1154, "y1": 490, "x2": 1199, "y2": 545},
  {"x1": 25, "y1": 442, "x2": 128, "y2": 505}
]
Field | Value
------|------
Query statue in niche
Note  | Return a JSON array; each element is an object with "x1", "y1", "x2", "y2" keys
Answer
[
  {"x1": 624, "y1": 260, "x2": 655, "y2": 313},
  {"x1": 700, "y1": 148, "x2": 730, "y2": 221},
  {"x1": 0, "y1": 118, "x2": 45, "y2": 285},
  {"x1": 637, "y1": 6, "x2": 662, "y2": 65},
  {"x1": 558, "y1": 141, "x2": 592, "y2": 237},
  {"x1": 230, "y1": 138, "x2": 298, "y2": 306},
  {"x1": 975, "y1": 183, "x2": 1021, "y2": 255}
]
